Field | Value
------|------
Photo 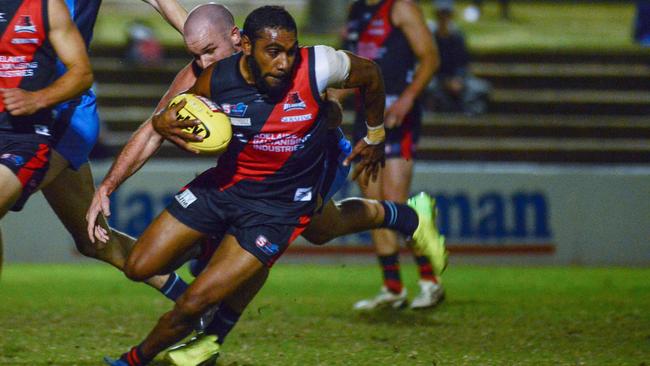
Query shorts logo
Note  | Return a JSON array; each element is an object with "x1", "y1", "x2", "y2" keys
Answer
[
  {"x1": 222, "y1": 102, "x2": 248, "y2": 117},
  {"x1": 255, "y1": 235, "x2": 279, "y2": 256},
  {"x1": 175, "y1": 189, "x2": 197, "y2": 208},
  {"x1": 1, "y1": 153, "x2": 24, "y2": 167},
  {"x1": 0, "y1": 13, "x2": 6, "y2": 23},
  {"x1": 15, "y1": 16, "x2": 36, "y2": 33},
  {"x1": 294, "y1": 187, "x2": 312, "y2": 202},
  {"x1": 283, "y1": 92, "x2": 306, "y2": 111},
  {"x1": 281, "y1": 113, "x2": 312, "y2": 123}
]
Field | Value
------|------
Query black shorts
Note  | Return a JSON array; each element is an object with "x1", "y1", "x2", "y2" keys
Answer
[
  {"x1": 0, "y1": 132, "x2": 51, "y2": 211},
  {"x1": 167, "y1": 168, "x2": 311, "y2": 267},
  {"x1": 354, "y1": 98, "x2": 422, "y2": 160}
]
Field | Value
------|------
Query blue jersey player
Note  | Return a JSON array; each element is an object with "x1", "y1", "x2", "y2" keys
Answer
[{"x1": 0, "y1": 0, "x2": 193, "y2": 303}]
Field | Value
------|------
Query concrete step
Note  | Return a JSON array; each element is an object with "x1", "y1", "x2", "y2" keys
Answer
[
  {"x1": 96, "y1": 130, "x2": 650, "y2": 164},
  {"x1": 473, "y1": 63, "x2": 650, "y2": 90},
  {"x1": 486, "y1": 89, "x2": 650, "y2": 115},
  {"x1": 101, "y1": 108, "x2": 650, "y2": 140}
]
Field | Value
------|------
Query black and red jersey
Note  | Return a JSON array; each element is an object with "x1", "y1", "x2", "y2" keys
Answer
[
  {"x1": 206, "y1": 47, "x2": 328, "y2": 216},
  {"x1": 0, "y1": 0, "x2": 56, "y2": 136},
  {"x1": 343, "y1": 0, "x2": 416, "y2": 95}
]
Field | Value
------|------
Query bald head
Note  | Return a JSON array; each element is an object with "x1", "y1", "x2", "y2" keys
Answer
[
  {"x1": 184, "y1": 3, "x2": 234, "y2": 36},
  {"x1": 183, "y1": 3, "x2": 240, "y2": 69}
]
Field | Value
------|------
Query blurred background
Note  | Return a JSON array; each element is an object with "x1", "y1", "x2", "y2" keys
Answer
[{"x1": 3, "y1": 0, "x2": 649, "y2": 266}]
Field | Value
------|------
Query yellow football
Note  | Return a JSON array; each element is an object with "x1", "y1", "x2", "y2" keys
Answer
[{"x1": 168, "y1": 93, "x2": 232, "y2": 155}]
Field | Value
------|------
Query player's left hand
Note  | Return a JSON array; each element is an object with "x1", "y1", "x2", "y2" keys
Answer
[
  {"x1": 344, "y1": 139, "x2": 385, "y2": 188},
  {"x1": 0, "y1": 88, "x2": 43, "y2": 116},
  {"x1": 384, "y1": 95, "x2": 414, "y2": 128}
]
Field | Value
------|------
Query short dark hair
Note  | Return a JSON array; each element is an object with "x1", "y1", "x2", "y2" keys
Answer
[{"x1": 243, "y1": 6, "x2": 298, "y2": 42}]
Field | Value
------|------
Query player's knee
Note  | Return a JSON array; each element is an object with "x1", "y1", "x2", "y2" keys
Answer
[
  {"x1": 123, "y1": 256, "x2": 152, "y2": 282},
  {"x1": 303, "y1": 230, "x2": 331, "y2": 245},
  {"x1": 175, "y1": 288, "x2": 215, "y2": 320}
]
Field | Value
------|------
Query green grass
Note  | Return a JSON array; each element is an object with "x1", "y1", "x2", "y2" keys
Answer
[
  {"x1": 1, "y1": 264, "x2": 649, "y2": 365},
  {"x1": 93, "y1": 1, "x2": 643, "y2": 53}
]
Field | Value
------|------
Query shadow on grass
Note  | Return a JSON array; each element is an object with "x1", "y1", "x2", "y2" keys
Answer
[{"x1": 351, "y1": 305, "x2": 450, "y2": 328}]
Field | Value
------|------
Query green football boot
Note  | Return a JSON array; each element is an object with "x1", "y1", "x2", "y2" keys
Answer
[
  {"x1": 164, "y1": 334, "x2": 220, "y2": 366},
  {"x1": 407, "y1": 192, "x2": 448, "y2": 276}
]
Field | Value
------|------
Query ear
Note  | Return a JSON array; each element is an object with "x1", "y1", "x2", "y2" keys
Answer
[
  {"x1": 242, "y1": 34, "x2": 252, "y2": 56},
  {"x1": 231, "y1": 26, "x2": 242, "y2": 48}
]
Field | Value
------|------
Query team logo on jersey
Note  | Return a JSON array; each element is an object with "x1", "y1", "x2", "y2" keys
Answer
[
  {"x1": 15, "y1": 16, "x2": 36, "y2": 33},
  {"x1": 294, "y1": 187, "x2": 313, "y2": 202},
  {"x1": 281, "y1": 113, "x2": 312, "y2": 123},
  {"x1": 0, "y1": 13, "x2": 6, "y2": 22},
  {"x1": 11, "y1": 38, "x2": 39, "y2": 45},
  {"x1": 34, "y1": 125, "x2": 50, "y2": 136},
  {"x1": 255, "y1": 235, "x2": 280, "y2": 256},
  {"x1": 222, "y1": 102, "x2": 247, "y2": 117},
  {"x1": 283, "y1": 92, "x2": 306, "y2": 111}
]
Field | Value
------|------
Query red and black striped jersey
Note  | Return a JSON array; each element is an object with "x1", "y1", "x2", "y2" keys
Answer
[
  {"x1": 343, "y1": 0, "x2": 416, "y2": 95},
  {"x1": 0, "y1": 0, "x2": 56, "y2": 136},
  {"x1": 206, "y1": 48, "x2": 329, "y2": 217}
]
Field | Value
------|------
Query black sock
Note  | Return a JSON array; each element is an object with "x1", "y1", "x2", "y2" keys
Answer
[
  {"x1": 205, "y1": 303, "x2": 242, "y2": 344},
  {"x1": 378, "y1": 254, "x2": 403, "y2": 294},
  {"x1": 159, "y1": 272, "x2": 189, "y2": 301},
  {"x1": 379, "y1": 201, "x2": 418, "y2": 237}
]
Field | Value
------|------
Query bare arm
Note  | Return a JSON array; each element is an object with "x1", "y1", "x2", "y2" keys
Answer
[
  {"x1": 1, "y1": 0, "x2": 93, "y2": 116},
  {"x1": 141, "y1": 0, "x2": 188, "y2": 34},
  {"x1": 335, "y1": 52, "x2": 386, "y2": 187},
  {"x1": 384, "y1": 0, "x2": 438, "y2": 127},
  {"x1": 86, "y1": 63, "x2": 199, "y2": 243},
  {"x1": 98, "y1": 63, "x2": 198, "y2": 194}
]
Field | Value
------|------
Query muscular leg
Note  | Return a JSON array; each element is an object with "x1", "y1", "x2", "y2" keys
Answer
[
  {"x1": 367, "y1": 158, "x2": 414, "y2": 255},
  {"x1": 130, "y1": 225, "x2": 264, "y2": 362},
  {"x1": 41, "y1": 152, "x2": 169, "y2": 289},
  {"x1": 0, "y1": 164, "x2": 22, "y2": 219},
  {"x1": 0, "y1": 228, "x2": 3, "y2": 279},
  {"x1": 302, "y1": 198, "x2": 385, "y2": 245}
]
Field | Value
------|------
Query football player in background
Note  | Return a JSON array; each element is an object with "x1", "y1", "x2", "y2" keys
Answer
[
  {"x1": 0, "y1": 0, "x2": 194, "y2": 305},
  {"x1": 0, "y1": 0, "x2": 92, "y2": 256},
  {"x1": 342, "y1": 0, "x2": 445, "y2": 310}
]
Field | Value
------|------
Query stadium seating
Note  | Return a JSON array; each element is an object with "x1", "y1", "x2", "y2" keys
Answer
[{"x1": 91, "y1": 46, "x2": 650, "y2": 163}]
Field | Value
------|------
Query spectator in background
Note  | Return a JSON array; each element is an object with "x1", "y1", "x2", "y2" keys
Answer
[
  {"x1": 634, "y1": 0, "x2": 650, "y2": 46},
  {"x1": 428, "y1": 0, "x2": 490, "y2": 115},
  {"x1": 125, "y1": 20, "x2": 164, "y2": 66},
  {"x1": 464, "y1": 0, "x2": 510, "y2": 22}
]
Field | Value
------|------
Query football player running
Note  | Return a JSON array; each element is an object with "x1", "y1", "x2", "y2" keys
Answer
[
  {"x1": 90, "y1": 4, "x2": 446, "y2": 366},
  {"x1": 97, "y1": 5, "x2": 390, "y2": 365}
]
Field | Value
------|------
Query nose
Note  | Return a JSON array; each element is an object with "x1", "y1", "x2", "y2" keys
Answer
[{"x1": 276, "y1": 53, "x2": 289, "y2": 73}]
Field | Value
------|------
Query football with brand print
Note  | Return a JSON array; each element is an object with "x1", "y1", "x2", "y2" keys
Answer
[{"x1": 168, "y1": 93, "x2": 232, "y2": 155}]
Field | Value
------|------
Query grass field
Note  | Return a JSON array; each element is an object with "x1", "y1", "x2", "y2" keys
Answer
[
  {"x1": 93, "y1": 1, "x2": 643, "y2": 53},
  {"x1": 1, "y1": 264, "x2": 649, "y2": 365}
]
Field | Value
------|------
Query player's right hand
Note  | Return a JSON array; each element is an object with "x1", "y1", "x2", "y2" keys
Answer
[
  {"x1": 86, "y1": 185, "x2": 112, "y2": 245},
  {"x1": 152, "y1": 99, "x2": 203, "y2": 154}
]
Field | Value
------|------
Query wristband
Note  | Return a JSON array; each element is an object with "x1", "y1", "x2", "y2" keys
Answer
[{"x1": 363, "y1": 122, "x2": 385, "y2": 145}]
